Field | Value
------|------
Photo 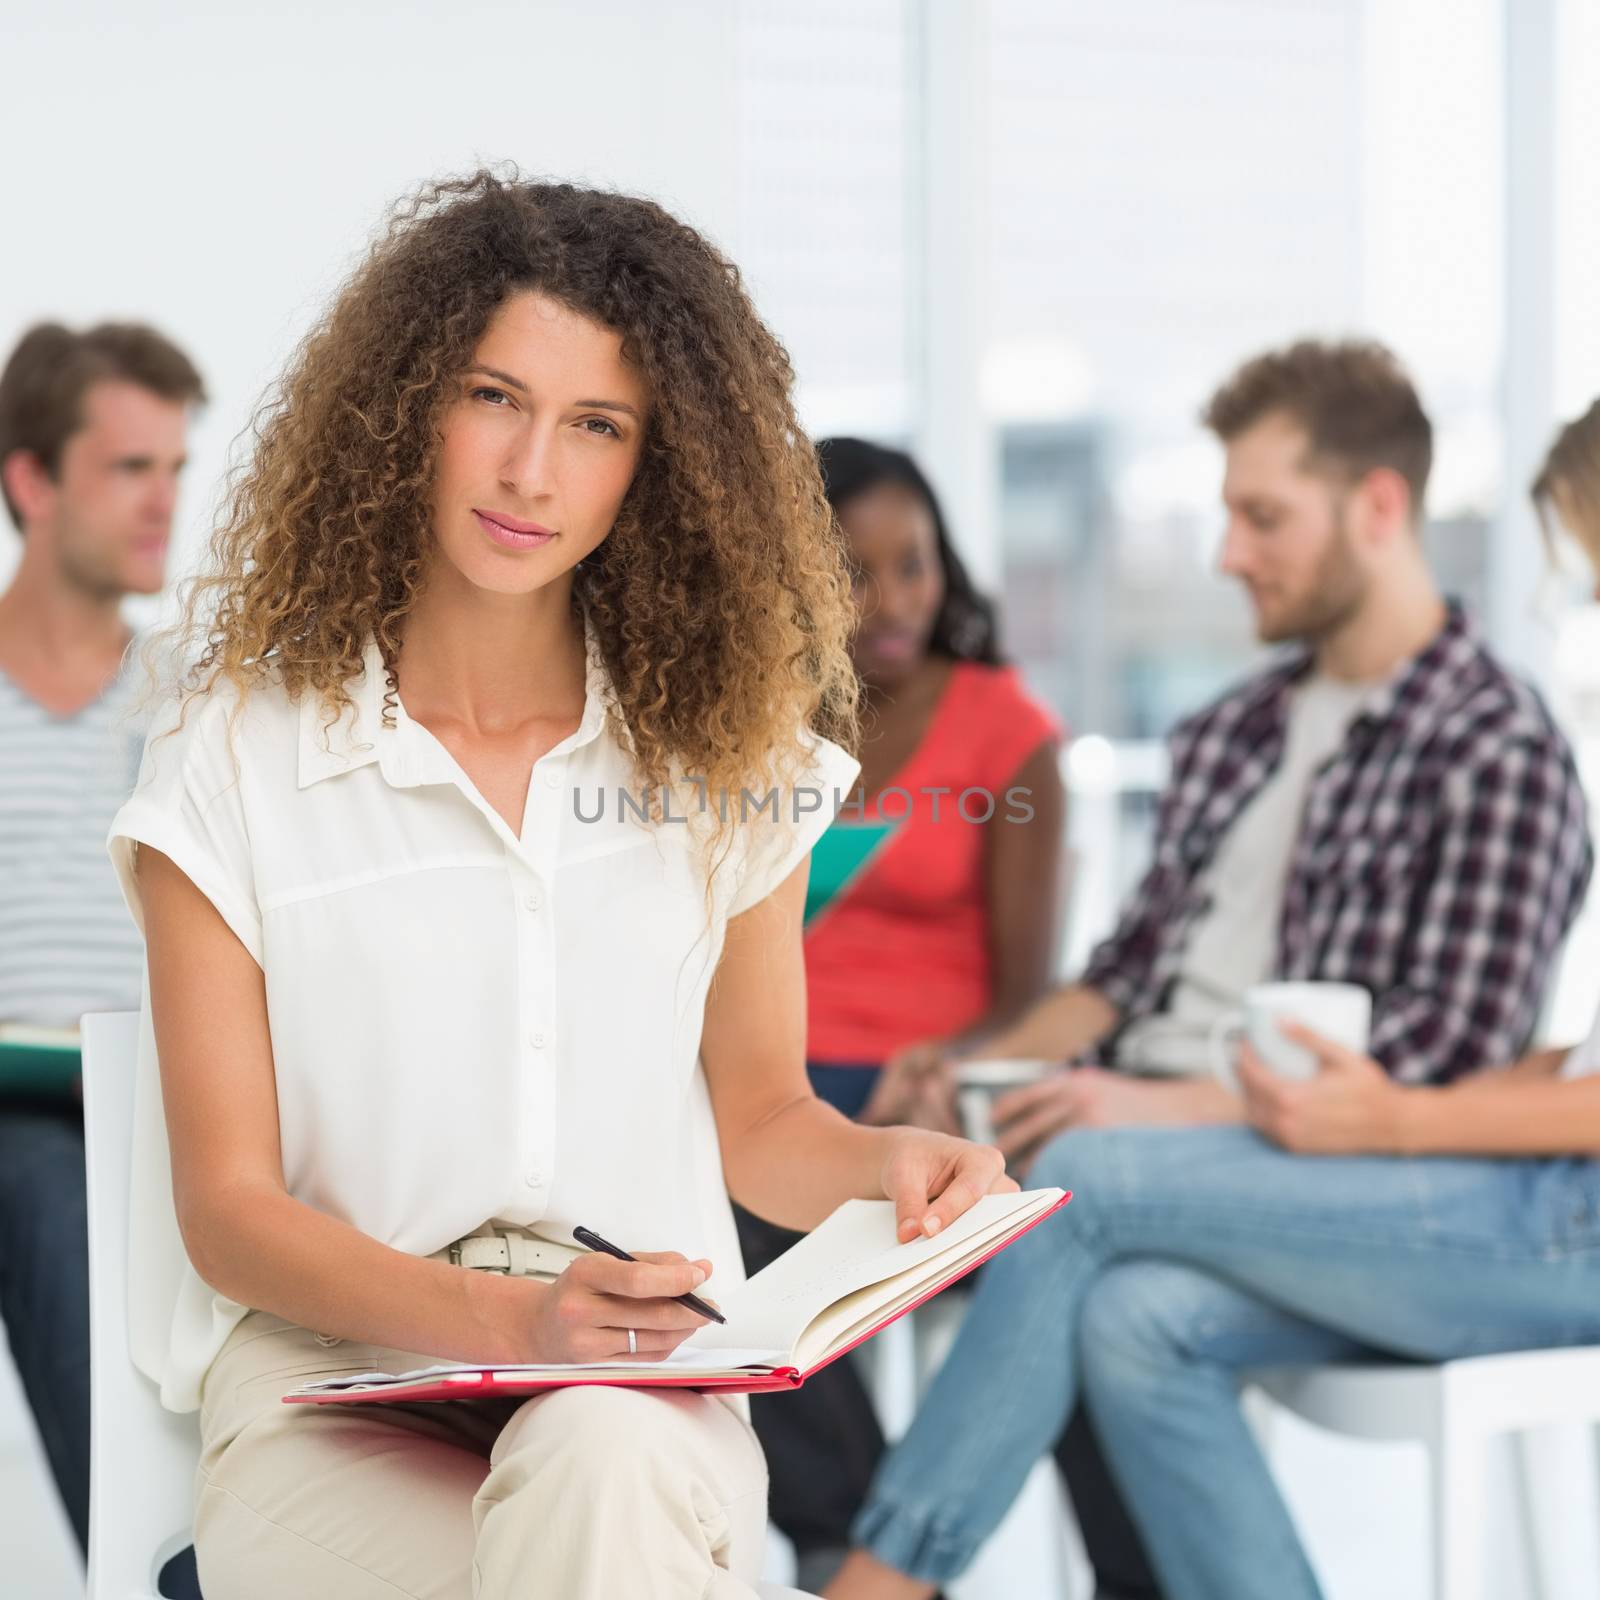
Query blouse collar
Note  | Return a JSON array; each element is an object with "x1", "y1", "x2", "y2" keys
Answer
[{"x1": 296, "y1": 617, "x2": 615, "y2": 791}]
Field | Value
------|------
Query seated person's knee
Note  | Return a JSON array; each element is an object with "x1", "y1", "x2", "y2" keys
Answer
[
  {"x1": 1030, "y1": 1123, "x2": 1124, "y2": 1193},
  {"x1": 1080, "y1": 1260, "x2": 1224, "y2": 1376}
]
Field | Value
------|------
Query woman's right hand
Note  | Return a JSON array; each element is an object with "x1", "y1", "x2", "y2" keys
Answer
[
  {"x1": 861, "y1": 1039, "x2": 963, "y2": 1134},
  {"x1": 486, "y1": 1251, "x2": 719, "y2": 1364}
]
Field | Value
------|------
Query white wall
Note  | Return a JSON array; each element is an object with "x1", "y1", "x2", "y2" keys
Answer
[{"x1": 0, "y1": 0, "x2": 742, "y2": 597}]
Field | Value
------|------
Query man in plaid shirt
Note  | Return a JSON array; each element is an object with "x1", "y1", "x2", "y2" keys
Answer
[
  {"x1": 883, "y1": 342, "x2": 1593, "y2": 1148},
  {"x1": 861, "y1": 338, "x2": 1593, "y2": 1600},
  {"x1": 1076, "y1": 596, "x2": 1591, "y2": 1085}
]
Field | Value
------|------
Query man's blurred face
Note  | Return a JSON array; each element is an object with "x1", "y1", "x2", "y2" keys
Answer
[
  {"x1": 38, "y1": 380, "x2": 190, "y2": 598},
  {"x1": 1216, "y1": 410, "x2": 1368, "y2": 645}
]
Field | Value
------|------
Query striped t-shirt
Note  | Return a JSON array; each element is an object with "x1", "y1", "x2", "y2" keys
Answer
[{"x1": 0, "y1": 656, "x2": 147, "y2": 1029}]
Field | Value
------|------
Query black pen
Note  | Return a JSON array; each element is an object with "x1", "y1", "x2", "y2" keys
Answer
[{"x1": 572, "y1": 1225, "x2": 727, "y2": 1325}]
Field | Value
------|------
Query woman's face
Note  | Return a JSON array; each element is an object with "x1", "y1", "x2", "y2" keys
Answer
[
  {"x1": 430, "y1": 291, "x2": 649, "y2": 598},
  {"x1": 841, "y1": 479, "x2": 946, "y2": 688}
]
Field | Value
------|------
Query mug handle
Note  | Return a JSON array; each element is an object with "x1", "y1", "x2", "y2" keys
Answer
[{"x1": 1209, "y1": 1011, "x2": 1246, "y2": 1089}]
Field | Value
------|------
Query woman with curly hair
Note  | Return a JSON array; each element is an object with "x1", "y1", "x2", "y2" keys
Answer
[{"x1": 106, "y1": 170, "x2": 1011, "y2": 1600}]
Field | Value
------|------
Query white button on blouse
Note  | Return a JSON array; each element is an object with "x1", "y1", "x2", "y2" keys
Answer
[{"x1": 107, "y1": 634, "x2": 857, "y2": 1411}]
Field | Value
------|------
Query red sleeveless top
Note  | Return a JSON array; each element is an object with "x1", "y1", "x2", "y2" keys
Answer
[{"x1": 803, "y1": 662, "x2": 1061, "y2": 1066}]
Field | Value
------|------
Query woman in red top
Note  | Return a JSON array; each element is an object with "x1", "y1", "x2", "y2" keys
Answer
[
  {"x1": 743, "y1": 437, "x2": 1065, "y2": 1590},
  {"x1": 807, "y1": 436, "x2": 1067, "y2": 1118}
]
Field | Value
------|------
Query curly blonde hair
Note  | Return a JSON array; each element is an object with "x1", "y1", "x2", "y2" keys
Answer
[{"x1": 173, "y1": 167, "x2": 858, "y2": 828}]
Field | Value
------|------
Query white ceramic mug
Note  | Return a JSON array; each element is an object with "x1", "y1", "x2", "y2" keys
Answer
[
  {"x1": 1209, "y1": 981, "x2": 1373, "y2": 1090},
  {"x1": 953, "y1": 1058, "x2": 1058, "y2": 1146}
]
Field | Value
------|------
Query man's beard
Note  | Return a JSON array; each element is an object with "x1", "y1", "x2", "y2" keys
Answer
[
  {"x1": 59, "y1": 520, "x2": 140, "y2": 603},
  {"x1": 1257, "y1": 503, "x2": 1368, "y2": 645}
]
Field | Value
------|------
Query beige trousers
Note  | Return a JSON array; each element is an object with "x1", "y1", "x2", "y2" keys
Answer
[{"x1": 194, "y1": 1311, "x2": 770, "y2": 1599}]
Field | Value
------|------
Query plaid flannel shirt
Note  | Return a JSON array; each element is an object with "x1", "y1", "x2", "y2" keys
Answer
[{"x1": 1083, "y1": 605, "x2": 1594, "y2": 1084}]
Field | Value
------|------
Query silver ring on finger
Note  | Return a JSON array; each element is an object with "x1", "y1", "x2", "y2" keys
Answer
[{"x1": 627, "y1": 1328, "x2": 638, "y2": 1356}]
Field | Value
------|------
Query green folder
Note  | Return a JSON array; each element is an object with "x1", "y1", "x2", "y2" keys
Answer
[
  {"x1": 0, "y1": 1034, "x2": 83, "y2": 1098},
  {"x1": 805, "y1": 820, "x2": 897, "y2": 926}
]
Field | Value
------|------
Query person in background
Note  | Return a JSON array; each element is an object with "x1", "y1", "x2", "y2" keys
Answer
[
  {"x1": 864, "y1": 338, "x2": 1595, "y2": 1600},
  {"x1": 818, "y1": 438, "x2": 1066, "y2": 1114},
  {"x1": 0, "y1": 321, "x2": 204, "y2": 1556},
  {"x1": 1535, "y1": 398, "x2": 1600, "y2": 590},
  {"x1": 825, "y1": 399, "x2": 1600, "y2": 1600},
  {"x1": 738, "y1": 437, "x2": 1065, "y2": 1592}
]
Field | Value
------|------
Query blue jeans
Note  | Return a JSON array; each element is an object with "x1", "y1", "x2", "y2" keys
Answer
[
  {"x1": 854, "y1": 1125, "x2": 1600, "y2": 1600},
  {"x1": 0, "y1": 1101, "x2": 90, "y2": 1555},
  {"x1": 806, "y1": 1063, "x2": 880, "y2": 1121},
  {"x1": 0, "y1": 1097, "x2": 205, "y2": 1598}
]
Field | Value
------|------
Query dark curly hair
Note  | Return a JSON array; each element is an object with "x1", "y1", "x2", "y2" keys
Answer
[
  {"x1": 171, "y1": 166, "x2": 859, "y2": 825},
  {"x1": 816, "y1": 436, "x2": 1003, "y2": 665}
]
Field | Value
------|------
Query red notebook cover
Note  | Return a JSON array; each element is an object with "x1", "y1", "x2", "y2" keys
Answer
[{"x1": 286, "y1": 1189, "x2": 1071, "y2": 1406}]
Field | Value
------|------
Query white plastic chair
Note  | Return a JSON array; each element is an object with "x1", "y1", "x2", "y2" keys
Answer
[
  {"x1": 1253, "y1": 1351, "x2": 1600, "y2": 1600},
  {"x1": 80, "y1": 1011, "x2": 816, "y2": 1600},
  {"x1": 83, "y1": 1010, "x2": 198, "y2": 1599}
]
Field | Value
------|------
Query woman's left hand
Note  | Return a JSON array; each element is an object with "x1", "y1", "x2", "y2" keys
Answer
[
  {"x1": 1239, "y1": 1023, "x2": 1408, "y2": 1154},
  {"x1": 879, "y1": 1126, "x2": 1018, "y2": 1243}
]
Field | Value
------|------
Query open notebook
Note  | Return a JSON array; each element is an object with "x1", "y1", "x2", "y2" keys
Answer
[{"x1": 285, "y1": 1186, "x2": 1069, "y2": 1405}]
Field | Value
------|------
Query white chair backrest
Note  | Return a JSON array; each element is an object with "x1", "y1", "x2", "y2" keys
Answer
[{"x1": 82, "y1": 1010, "x2": 199, "y2": 1599}]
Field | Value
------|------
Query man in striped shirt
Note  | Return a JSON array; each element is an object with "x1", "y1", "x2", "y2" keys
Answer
[{"x1": 0, "y1": 321, "x2": 204, "y2": 1558}]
